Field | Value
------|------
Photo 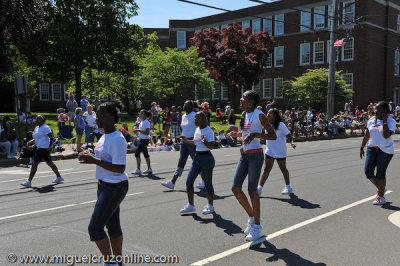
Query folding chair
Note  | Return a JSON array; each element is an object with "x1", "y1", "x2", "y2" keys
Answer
[{"x1": 57, "y1": 125, "x2": 76, "y2": 149}]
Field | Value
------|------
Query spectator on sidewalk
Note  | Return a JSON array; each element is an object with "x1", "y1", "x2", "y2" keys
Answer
[
  {"x1": 74, "y1": 108, "x2": 85, "y2": 151},
  {"x1": 0, "y1": 121, "x2": 19, "y2": 159},
  {"x1": 57, "y1": 108, "x2": 69, "y2": 127},
  {"x1": 27, "y1": 112, "x2": 34, "y2": 124},
  {"x1": 66, "y1": 92, "x2": 78, "y2": 126},
  {"x1": 80, "y1": 95, "x2": 90, "y2": 113},
  {"x1": 15, "y1": 110, "x2": 26, "y2": 124},
  {"x1": 83, "y1": 105, "x2": 96, "y2": 147},
  {"x1": 93, "y1": 96, "x2": 101, "y2": 111}
]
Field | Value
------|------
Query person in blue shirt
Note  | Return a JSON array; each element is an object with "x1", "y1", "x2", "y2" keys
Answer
[
  {"x1": 74, "y1": 107, "x2": 85, "y2": 151},
  {"x1": 80, "y1": 95, "x2": 90, "y2": 113}
]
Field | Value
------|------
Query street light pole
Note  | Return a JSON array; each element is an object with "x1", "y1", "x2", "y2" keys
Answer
[{"x1": 327, "y1": 0, "x2": 338, "y2": 119}]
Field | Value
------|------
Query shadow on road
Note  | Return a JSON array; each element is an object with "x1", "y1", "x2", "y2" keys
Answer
[
  {"x1": 263, "y1": 193, "x2": 321, "y2": 209},
  {"x1": 32, "y1": 184, "x2": 57, "y2": 193},
  {"x1": 381, "y1": 202, "x2": 400, "y2": 211},
  {"x1": 190, "y1": 212, "x2": 243, "y2": 236},
  {"x1": 250, "y1": 241, "x2": 326, "y2": 266},
  {"x1": 131, "y1": 174, "x2": 164, "y2": 180}
]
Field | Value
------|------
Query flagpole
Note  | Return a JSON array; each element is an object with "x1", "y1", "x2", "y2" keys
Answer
[{"x1": 327, "y1": 0, "x2": 338, "y2": 119}]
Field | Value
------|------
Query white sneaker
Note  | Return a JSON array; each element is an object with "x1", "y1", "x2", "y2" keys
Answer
[
  {"x1": 131, "y1": 169, "x2": 141, "y2": 175},
  {"x1": 52, "y1": 176, "x2": 64, "y2": 184},
  {"x1": 244, "y1": 216, "x2": 254, "y2": 235},
  {"x1": 257, "y1": 185, "x2": 263, "y2": 197},
  {"x1": 281, "y1": 186, "x2": 293, "y2": 195},
  {"x1": 28, "y1": 158, "x2": 33, "y2": 165},
  {"x1": 143, "y1": 168, "x2": 152, "y2": 174},
  {"x1": 161, "y1": 180, "x2": 175, "y2": 190},
  {"x1": 202, "y1": 204, "x2": 215, "y2": 215},
  {"x1": 180, "y1": 203, "x2": 196, "y2": 214},
  {"x1": 373, "y1": 195, "x2": 386, "y2": 205},
  {"x1": 245, "y1": 224, "x2": 264, "y2": 241},
  {"x1": 196, "y1": 180, "x2": 205, "y2": 189},
  {"x1": 20, "y1": 180, "x2": 32, "y2": 188}
]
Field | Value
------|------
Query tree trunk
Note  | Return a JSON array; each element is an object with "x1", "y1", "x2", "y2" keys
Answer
[{"x1": 74, "y1": 67, "x2": 83, "y2": 100}]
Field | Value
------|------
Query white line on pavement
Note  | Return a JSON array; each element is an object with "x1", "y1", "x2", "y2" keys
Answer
[
  {"x1": 191, "y1": 191, "x2": 393, "y2": 266},
  {"x1": 395, "y1": 149, "x2": 400, "y2": 152},
  {"x1": 351, "y1": 140, "x2": 359, "y2": 143},
  {"x1": 388, "y1": 211, "x2": 400, "y2": 228},
  {"x1": 0, "y1": 192, "x2": 144, "y2": 222},
  {"x1": 0, "y1": 170, "x2": 96, "y2": 183},
  {"x1": 0, "y1": 168, "x2": 74, "y2": 175},
  {"x1": 332, "y1": 142, "x2": 341, "y2": 145},
  {"x1": 223, "y1": 155, "x2": 235, "y2": 157}
]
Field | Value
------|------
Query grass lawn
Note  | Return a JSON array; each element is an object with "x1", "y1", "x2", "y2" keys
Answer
[{"x1": 1, "y1": 112, "x2": 241, "y2": 142}]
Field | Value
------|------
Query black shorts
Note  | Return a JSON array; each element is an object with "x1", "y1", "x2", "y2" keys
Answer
[
  {"x1": 34, "y1": 148, "x2": 52, "y2": 163},
  {"x1": 265, "y1": 154, "x2": 286, "y2": 161}
]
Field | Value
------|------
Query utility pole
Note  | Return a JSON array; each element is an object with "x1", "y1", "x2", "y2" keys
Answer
[{"x1": 327, "y1": 0, "x2": 338, "y2": 119}]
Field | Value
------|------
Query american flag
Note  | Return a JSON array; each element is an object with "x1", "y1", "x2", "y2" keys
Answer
[{"x1": 334, "y1": 38, "x2": 348, "y2": 47}]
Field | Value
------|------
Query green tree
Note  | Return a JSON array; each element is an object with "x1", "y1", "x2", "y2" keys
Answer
[
  {"x1": 141, "y1": 46, "x2": 213, "y2": 104},
  {"x1": 285, "y1": 68, "x2": 353, "y2": 110},
  {"x1": 22, "y1": 0, "x2": 144, "y2": 100}
]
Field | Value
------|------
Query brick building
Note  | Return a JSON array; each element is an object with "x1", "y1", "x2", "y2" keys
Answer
[{"x1": 144, "y1": 0, "x2": 400, "y2": 110}]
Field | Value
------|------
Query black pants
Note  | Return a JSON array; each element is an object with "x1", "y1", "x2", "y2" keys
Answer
[{"x1": 135, "y1": 139, "x2": 150, "y2": 158}]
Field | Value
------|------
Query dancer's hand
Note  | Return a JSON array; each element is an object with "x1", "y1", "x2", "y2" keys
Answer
[
  {"x1": 360, "y1": 147, "x2": 365, "y2": 159},
  {"x1": 291, "y1": 143, "x2": 296, "y2": 149},
  {"x1": 78, "y1": 151, "x2": 98, "y2": 164}
]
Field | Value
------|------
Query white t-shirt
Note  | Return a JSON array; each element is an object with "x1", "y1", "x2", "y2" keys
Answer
[
  {"x1": 83, "y1": 111, "x2": 97, "y2": 127},
  {"x1": 219, "y1": 134, "x2": 226, "y2": 140},
  {"x1": 94, "y1": 130, "x2": 128, "y2": 183},
  {"x1": 396, "y1": 105, "x2": 400, "y2": 112},
  {"x1": 242, "y1": 109, "x2": 264, "y2": 151},
  {"x1": 181, "y1": 112, "x2": 197, "y2": 138},
  {"x1": 139, "y1": 119, "x2": 151, "y2": 139},
  {"x1": 265, "y1": 122, "x2": 290, "y2": 158},
  {"x1": 367, "y1": 117, "x2": 396, "y2": 154},
  {"x1": 193, "y1": 126, "x2": 215, "y2": 152},
  {"x1": 33, "y1": 124, "x2": 52, "y2": 149}
]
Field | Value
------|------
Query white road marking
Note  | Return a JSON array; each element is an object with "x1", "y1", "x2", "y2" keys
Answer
[
  {"x1": 0, "y1": 168, "x2": 74, "y2": 175},
  {"x1": 224, "y1": 155, "x2": 235, "y2": 157},
  {"x1": 191, "y1": 191, "x2": 393, "y2": 266},
  {"x1": 332, "y1": 142, "x2": 341, "y2": 145},
  {"x1": 395, "y1": 149, "x2": 400, "y2": 152},
  {"x1": 0, "y1": 169, "x2": 96, "y2": 183},
  {"x1": 0, "y1": 192, "x2": 144, "y2": 222},
  {"x1": 388, "y1": 211, "x2": 400, "y2": 228},
  {"x1": 351, "y1": 140, "x2": 359, "y2": 143}
]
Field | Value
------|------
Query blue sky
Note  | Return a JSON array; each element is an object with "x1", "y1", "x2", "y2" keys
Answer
[{"x1": 130, "y1": 0, "x2": 268, "y2": 28}]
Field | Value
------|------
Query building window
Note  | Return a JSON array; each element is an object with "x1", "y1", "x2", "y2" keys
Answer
[
  {"x1": 263, "y1": 79, "x2": 273, "y2": 99},
  {"x1": 327, "y1": 40, "x2": 339, "y2": 62},
  {"x1": 397, "y1": 15, "x2": 400, "y2": 31},
  {"x1": 212, "y1": 82, "x2": 220, "y2": 100},
  {"x1": 263, "y1": 17, "x2": 273, "y2": 35},
  {"x1": 343, "y1": 1, "x2": 355, "y2": 24},
  {"x1": 177, "y1": 31, "x2": 186, "y2": 49},
  {"x1": 242, "y1": 20, "x2": 250, "y2": 29},
  {"x1": 275, "y1": 14, "x2": 284, "y2": 36},
  {"x1": 300, "y1": 10, "x2": 311, "y2": 31},
  {"x1": 300, "y1": 43, "x2": 311, "y2": 65},
  {"x1": 252, "y1": 81, "x2": 261, "y2": 96},
  {"x1": 52, "y1": 83, "x2": 62, "y2": 101},
  {"x1": 274, "y1": 78, "x2": 284, "y2": 99},
  {"x1": 328, "y1": 5, "x2": 340, "y2": 27},
  {"x1": 395, "y1": 50, "x2": 400, "y2": 76},
  {"x1": 342, "y1": 37, "x2": 354, "y2": 61},
  {"x1": 341, "y1": 73, "x2": 353, "y2": 90},
  {"x1": 252, "y1": 19, "x2": 261, "y2": 33},
  {"x1": 39, "y1": 83, "x2": 49, "y2": 101},
  {"x1": 314, "y1": 6, "x2": 325, "y2": 29},
  {"x1": 265, "y1": 54, "x2": 272, "y2": 68},
  {"x1": 274, "y1": 46, "x2": 284, "y2": 67},
  {"x1": 313, "y1": 41, "x2": 325, "y2": 64},
  {"x1": 221, "y1": 84, "x2": 229, "y2": 100}
]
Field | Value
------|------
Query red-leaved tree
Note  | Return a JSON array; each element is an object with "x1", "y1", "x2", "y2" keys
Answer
[{"x1": 190, "y1": 22, "x2": 275, "y2": 108}]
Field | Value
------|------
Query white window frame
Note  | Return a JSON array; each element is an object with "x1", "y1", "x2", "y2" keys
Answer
[
  {"x1": 39, "y1": 83, "x2": 49, "y2": 101},
  {"x1": 343, "y1": 1, "x2": 355, "y2": 25},
  {"x1": 274, "y1": 46, "x2": 284, "y2": 68},
  {"x1": 262, "y1": 79, "x2": 273, "y2": 99},
  {"x1": 252, "y1": 19, "x2": 261, "y2": 33},
  {"x1": 242, "y1": 20, "x2": 250, "y2": 29},
  {"x1": 221, "y1": 84, "x2": 229, "y2": 100},
  {"x1": 263, "y1": 17, "x2": 273, "y2": 35},
  {"x1": 314, "y1": 6, "x2": 325, "y2": 29},
  {"x1": 395, "y1": 50, "x2": 400, "y2": 76},
  {"x1": 341, "y1": 73, "x2": 353, "y2": 90},
  {"x1": 300, "y1": 43, "x2": 311, "y2": 65},
  {"x1": 52, "y1": 83, "x2": 62, "y2": 101},
  {"x1": 275, "y1": 14, "x2": 284, "y2": 36},
  {"x1": 313, "y1": 41, "x2": 325, "y2": 64},
  {"x1": 274, "y1": 78, "x2": 284, "y2": 99},
  {"x1": 342, "y1": 37, "x2": 354, "y2": 61},
  {"x1": 300, "y1": 10, "x2": 311, "y2": 31},
  {"x1": 328, "y1": 5, "x2": 341, "y2": 27},
  {"x1": 177, "y1": 31, "x2": 186, "y2": 49},
  {"x1": 212, "y1": 82, "x2": 220, "y2": 100},
  {"x1": 265, "y1": 53, "x2": 273, "y2": 68},
  {"x1": 252, "y1": 81, "x2": 261, "y2": 96},
  {"x1": 327, "y1": 40, "x2": 339, "y2": 62}
]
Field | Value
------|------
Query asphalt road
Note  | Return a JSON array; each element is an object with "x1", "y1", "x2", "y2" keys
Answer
[{"x1": 1, "y1": 136, "x2": 400, "y2": 266}]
